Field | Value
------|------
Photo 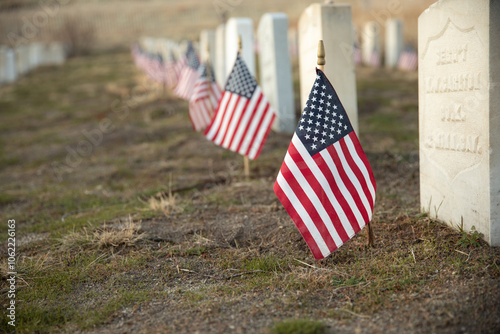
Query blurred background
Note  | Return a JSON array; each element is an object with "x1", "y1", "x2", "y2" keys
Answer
[{"x1": 0, "y1": 0, "x2": 435, "y2": 55}]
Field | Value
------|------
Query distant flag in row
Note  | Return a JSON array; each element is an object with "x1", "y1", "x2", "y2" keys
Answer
[
  {"x1": 205, "y1": 53, "x2": 275, "y2": 160},
  {"x1": 165, "y1": 51, "x2": 180, "y2": 89},
  {"x1": 398, "y1": 47, "x2": 418, "y2": 71},
  {"x1": 174, "y1": 42, "x2": 200, "y2": 100},
  {"x1": 189, "y1": 63, "x2": 222, "y2": 131},
  {"x1": 274, "y1": 68, "x2": 376, "y2": 259}
]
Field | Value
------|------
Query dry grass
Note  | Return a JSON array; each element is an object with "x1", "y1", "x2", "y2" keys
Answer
[{"x1": 59, "y1": 216, "x2": 146, "y2": 250}]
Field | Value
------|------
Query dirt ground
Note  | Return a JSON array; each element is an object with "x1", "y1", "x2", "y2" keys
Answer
[{"x1": 0, "y1": 52, "x2": 499, "y2": 334}]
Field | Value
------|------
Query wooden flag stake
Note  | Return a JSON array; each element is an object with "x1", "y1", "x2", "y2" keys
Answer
[
  {"x1": 316, "y1": 39, "x2": 374, "y2": 247},
  {"x1": 238, "y1": 35, "x2": 250, "y2": 179}
]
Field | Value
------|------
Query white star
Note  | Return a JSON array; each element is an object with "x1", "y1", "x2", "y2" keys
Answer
[
  {"x1": 311, "y1": 143, "x2": 317, "y2": 149},
  {"x1": 314, "y1": 129, "x2": 319, "y2": 134},
  {"x1": 323, "y1": 123, "x2": 328, "y2": 129},
  {"x1": 320, "y1": 139, "x2": 326, "y2": 144},
  {"x1": 329, "y1": 134, "x2": 334, "y2": 139},
  {"x1": 310, "y1": 104, "x2": 316, "y2": 109},
  {"x1": 313, "y1": 89, "x2": 318, "y2": 95},
  {"x1": 309, "y1": 111, "x2": 314, "y2": 116},
  {"x1": 307, "y1": 119, "x2": 313, "y2": 124},
  {"x1": 316, "y1": 75, "x2": 321, "y2": 79},
  {"x1": 333, "y1": 105, "x2": 338, "y2": 109},
  {"x1": 333, "y1": 112, "x2": 337, "y2": 117},
  {"x1": 314, "y1": 82, "x2": 319, "y2": 87},
  {"x1": 322, "y1": 131, "x2": 327, "y2": 136},
  {"x1": 324, "y1": 116, "x2": 329, "y2": 122},
  {"x1": 339, "y1": 115, "x2": 344, "y2": 120},
  {"x1": 337, "y1": 129, "x2": 341, "y2": 134},
  {"x1": 330, "y1": 126, "x2": 335, "y2": 131},
  {"x1": 344, "y1": 125, "x2": 348, "y2": 130},
  {"x1": 326, "y1": 102, "x2": 331, "y2": 107},
  {"x1": 313, "y1": 136, "x2": 318, "y2": 142},
  {"x1": 317, "y1": 107, "x2": 323, "y2": 113},
  {"x1": 322, "y1": 85, "x2": 326, "y2": 89},
  {"x1": 299, "y1": 125, "x2": 304, "y2": 130},
  {"x1": 320, "y1": 91, "x2": 325, "y2": 97},
  {"x1": 315, "y1": 121, "x2": 321, "y2": 127},
  {"x1": 305, "y1": 134, "x2": 310, "y2": 139},
  {"x1": 338, "y1": 121, "x2": 342, "y2": 126},
  {"x1": 306, "y1": 126, "x2": 312, "y2": 132},
  {"x1": 327, "y1": 94, "x2": 332, "y2": 99},
  {"x1": 311, "y1": 96, "x2": 317, "y2": 102},
  {"x1": 319, "y1": 99, "x2": 324, "y2": 104},
  {"x1": 300, "y1": 118, "x2": 305, "y2": 123}
]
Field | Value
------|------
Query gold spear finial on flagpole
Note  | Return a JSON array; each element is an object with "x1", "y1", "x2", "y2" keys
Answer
[
  {"x1": 317, "y1": 40, "x2": 325, "y2": 72},
  {"x1": 238, "y1": 34, "x2": 250, "y2": 179}
]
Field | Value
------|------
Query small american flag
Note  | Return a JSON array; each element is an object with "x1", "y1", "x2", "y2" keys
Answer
[
  {"x1": 205, "y1": 53, "x2": 275, "y2": 160},
  {"x1": 174, "y1": 42, "x2": 200, "y2": 100},
  {"x1": 165, "y1": 51, "x2": 180, "y2": 89},
  {"x1": 368, "y1": 49, "x2": 381, "y2": 68},
  {"x1": 398, "y1": 49, "x2": 418, "y2": 71},
  {"x1": 189, "y1": 63, "x2": 222, "y2": 131},
  {"x1": 274, "y1": 69, "x2": 376, "y2": 259}
]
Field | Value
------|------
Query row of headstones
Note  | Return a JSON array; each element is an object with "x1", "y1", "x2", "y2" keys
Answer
[
  {"x1": 139, "y1": 1, "x2": 499, "y2": 247},
  {"x1": 360, "y1": 19, "x2": 417, "y2": 70},
  {"x1": 0, "y1": 42, "x2": 66, "y2": 86}
]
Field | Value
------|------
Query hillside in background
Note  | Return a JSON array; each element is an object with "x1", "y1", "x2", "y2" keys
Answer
[{"x1": 0, "y1": 0, "x2": 435, "y2": 50}]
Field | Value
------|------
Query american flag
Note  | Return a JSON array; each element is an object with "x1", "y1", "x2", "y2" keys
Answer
[
  {"x1": 205, "y1": 53, "x2": 275, "y2": 160},
  {"x1": 398, "y1": 49, "x2": 418, "y2": 71},
  {"x1": 131, "y1": 46, "x2": 165, "y2": 83},
  {"x1": 174, "y1": 42, "x2": 200, "y2": 100},
  {"x1": 274, "y1": 69, "x2": 376, "y2": 259},
  {"x1": 189, "y1": 63, "x2": 222, "y2": 131},
  {"x1": 165, "y1": 51, "x2": 180, "y2": 89}
]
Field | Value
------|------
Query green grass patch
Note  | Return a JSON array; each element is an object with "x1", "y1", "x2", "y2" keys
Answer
[{"x1": 270, "y1": 319, "x2": 327, "y2": 334}]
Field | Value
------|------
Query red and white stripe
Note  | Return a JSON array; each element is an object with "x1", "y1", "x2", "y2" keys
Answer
[
  {"x1": 174, "y1": 66, "x2": 199, "y2": 100},
  {"x1": 189, "y1": 79, "x2": 222, "y2": 131},
  {"x1": 205, "y1": 86, "x2": 275, "y2": 160},
  {"x1": 274, "y1": 132, "x2": 376, "y2": 259},
  {"x1": 398, "y1": 51, "x2": 418, "y2": 71}
]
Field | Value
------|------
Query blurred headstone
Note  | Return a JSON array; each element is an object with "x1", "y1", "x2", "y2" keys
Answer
[
  {"x1": 362, "y1": 21, "x2": 381, "y2": 67},
  {"x1": 0, "y1": 47, "x2": 17, "y2": 84},
  {"x1": 419, "y1": 0, "x2": 500, "y2": 246},
  {"x1": 298, "y1": 3, "x2": 358, "y2": 132},
  {"x1": 15, "y1": 45, "x2": 30, "y2": 76},
  {"x1": 385, "y1": 19, "x2": 403, "y2": 68},
  {"x1": 258, "y1": 13, "x2": 295, "y2": 133},
  {"x1": 215, "y1": 24, "x2": 226, "y2": 87},
  {"x1": 29, "y1": 42, "x2": 43, "y2": 70},
  {"x1": 225, "y1": 17, "x2": 255, "y2": 79}
]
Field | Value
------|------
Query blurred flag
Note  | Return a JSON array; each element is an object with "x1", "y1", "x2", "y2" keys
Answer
[
  {"x1": 398, "y1": 48, "x2": 418, "y2": 71},
  {"x1": 131, "y1": 45, "x2": 165, "y2": 83},
  {"x1": 165, "y1": 51, "x2": 180, "y2": 89},
  {"x1": 205, "y1": 53, "x2": 275, "y2": 160},
  {"x1": 273, "y1": 69, "x2": 376, "y2": 259},
  {"x1": 189, "y1": 63, "x2": 222, "y2": 131},
  {"x1": 174, "y1": 42, "x2": 200, "y2": 100}
]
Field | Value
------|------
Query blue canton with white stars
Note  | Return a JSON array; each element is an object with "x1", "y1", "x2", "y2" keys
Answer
[
  {"x1": 297, "y1": 69, "x2": 353, "y2": 156},
  {"x1": 186, "y1": 43, "x2": 200, "y2": 69},
  {"x1": 224, "y1": 53, "x2": 256, "y2": 99}
]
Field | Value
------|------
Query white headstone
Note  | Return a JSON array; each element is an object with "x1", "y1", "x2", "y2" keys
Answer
[
  {"x1": 419, "y1": 0, "x2": 500, "y2": 246},
  {"x1": 362, "y1": 21, "x2": 381, "y2": 67},
  {"x1": 298, "y1": 3, "x2": 358, "y2": 132},
  {"x1": 215, "y1": 24, "x2": 226, "y2": 88},
  {"x1": 41, "y1": 43, "x2": 66, "y2": 66},
  {"x1": 385, "y1": 19, "x2": 403, "y2": 68},
  {"x1": 225, "y1": 18, "x2": 255, "y2": 79},
  {"x1": 15, "y1": 45, "x2": 30, "y2": 76},
  {"x1": 29, "y1": 42, "x2": 43, "y2": 70},
  {"x1": 1, "y1": 48, "x2": 17, "y2": 83},
  {"x1": 200, "y1": 29, "x2": 216, "y2": 64},
  {"x1": 258, "y1": 13, "x2": 295, "y2": 133}
]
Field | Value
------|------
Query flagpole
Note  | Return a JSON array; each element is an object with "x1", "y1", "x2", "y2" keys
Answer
[
  {"x1": 239, "y1": 35, "x2": 251, "y2": 180},
  {"x1": 317, "y1": 40, "x2": 325, "y2": 72}
]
